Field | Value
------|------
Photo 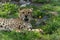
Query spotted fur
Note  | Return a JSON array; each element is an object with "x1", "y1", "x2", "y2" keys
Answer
[{"x1": 0, "y1": 8, "x2": 33, "y2": 32}]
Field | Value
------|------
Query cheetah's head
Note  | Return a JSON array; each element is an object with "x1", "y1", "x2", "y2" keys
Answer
[{"x1": 19, "y1": 8, "x2": 33, "y2": 22}]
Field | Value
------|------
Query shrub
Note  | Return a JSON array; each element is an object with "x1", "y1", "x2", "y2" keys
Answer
[{"x1": 0, "y1": 2, "x2": 19, "y2": 18}]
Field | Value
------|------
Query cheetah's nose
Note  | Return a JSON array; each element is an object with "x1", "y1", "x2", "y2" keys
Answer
[{"x1": 25, "y1": 15, "x2": 28, "y2": 18}]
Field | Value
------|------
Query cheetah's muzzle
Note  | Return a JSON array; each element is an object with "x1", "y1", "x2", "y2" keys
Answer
[{"x1": 24, "y1": 15, "x2": 29, "y2": 21}]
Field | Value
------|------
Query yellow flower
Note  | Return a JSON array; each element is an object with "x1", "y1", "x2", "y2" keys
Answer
[{"x1": 39, "y1": 16, "x2": 42, "y2": 18}]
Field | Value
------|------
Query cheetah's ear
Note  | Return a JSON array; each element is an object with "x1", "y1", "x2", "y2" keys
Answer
[
  {"x1": 18, "y1": 8, "x2": 23, "y2": 13},
  {"x1": 29, "y1": 8, "x2": 33, "y2": 12},
  {"x1": 18, "y1": 8, "x2": 22, "y2": 11},
  {"x1": 30, "y1": 8, "x2": 33, "y2": 11},
  {"x1": 18, "y1": 8, "x2": 20, "y2": 12}
]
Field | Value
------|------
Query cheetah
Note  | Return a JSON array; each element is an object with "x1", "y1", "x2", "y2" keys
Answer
[{"x1": 0, "y1": 8, "x2": 33, "y2": 32}]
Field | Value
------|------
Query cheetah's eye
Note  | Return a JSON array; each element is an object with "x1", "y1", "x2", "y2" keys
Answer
[
  {"x1": 28, "y1": 12, "x2": 31, "y2": 14},
  {"x1": 0, "y1": 25, "x2": 3, "y2": 27},
  {"x1": 22, "y1": 12, "x2": 24, "y2": 14}
]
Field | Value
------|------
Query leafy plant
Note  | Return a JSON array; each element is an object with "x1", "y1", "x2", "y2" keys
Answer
[
  {"x1": 0, "y1": 2, "x2": 19, "y2": 18},
  {"x1": 42, "y1": 16, "x2": 60, "y2": 34}
]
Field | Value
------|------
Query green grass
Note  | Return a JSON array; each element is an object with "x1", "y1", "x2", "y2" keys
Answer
[
  {"x1": 0, "y1": 31, "x2": 42, "y2": 40},
  {"x1": 0, "y1": 1, "x2": 60, "y2": 40}
]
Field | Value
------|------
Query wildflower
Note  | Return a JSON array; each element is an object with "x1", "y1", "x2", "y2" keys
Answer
[{"x1": 39, "y1": 16, "x2": 42, "y2": 19}]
